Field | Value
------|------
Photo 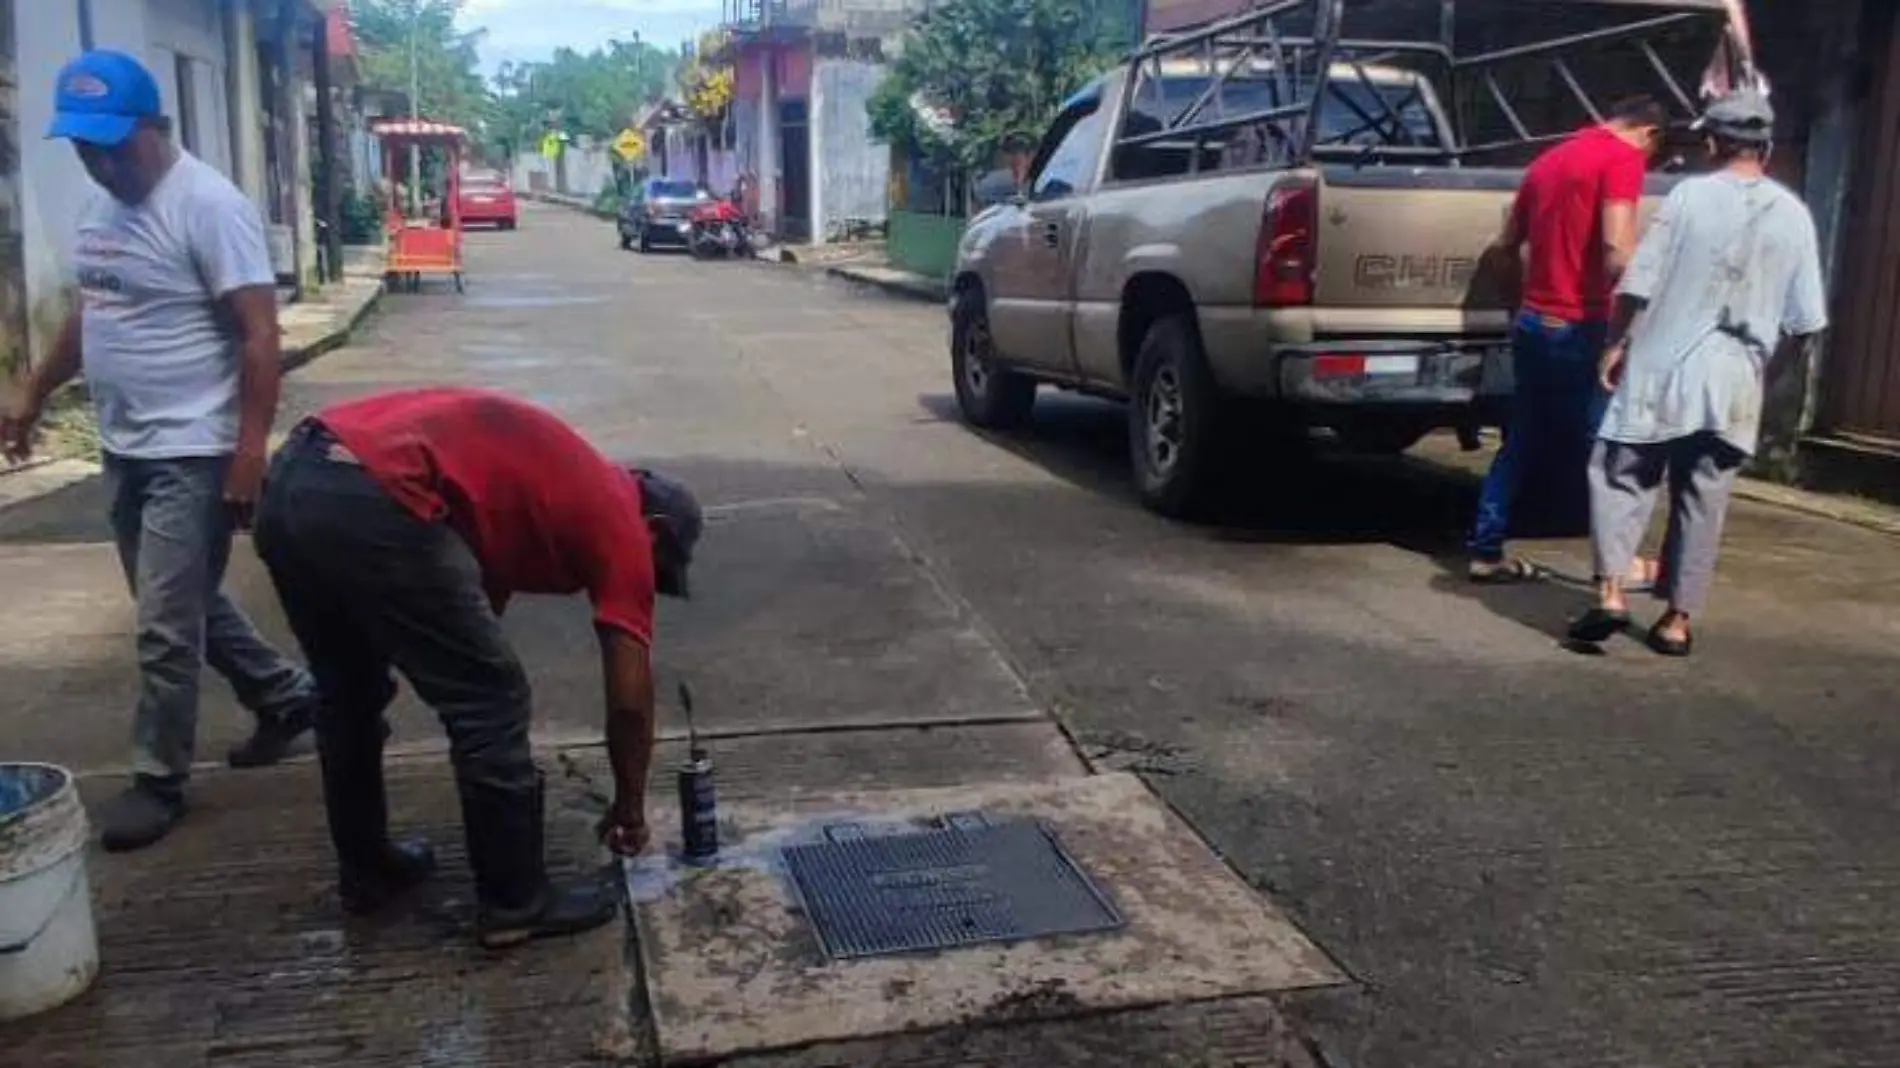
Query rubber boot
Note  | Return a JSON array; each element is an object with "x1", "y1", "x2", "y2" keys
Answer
[
  {"x1": 463, "y1": 769, "x2": 618, "y2": 950},
  {"x1": 317, "y1": 709, "x2": 436, "y2": 915}
]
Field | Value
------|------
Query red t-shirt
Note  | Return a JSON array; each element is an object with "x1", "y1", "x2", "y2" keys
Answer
[
  {"x1": 318, "y1": 388, "x2": 655, "y2": 646},
  {"x1": 1512, "y1": 126, "x2": 1648, "y2": 323}
]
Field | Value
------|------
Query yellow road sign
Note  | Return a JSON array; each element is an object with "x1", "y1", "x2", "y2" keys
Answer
[
  {"x1": 612, "y1": 128, "x2": 647, "y2": 161},
  {"x1": 539, "y1": 130, "x2": 563, "y2": 160}
]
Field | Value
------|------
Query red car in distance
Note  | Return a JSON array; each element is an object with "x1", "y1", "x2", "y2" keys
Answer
[{"x1": 457, "y1": 171, "x2": 518, "y2": 230}]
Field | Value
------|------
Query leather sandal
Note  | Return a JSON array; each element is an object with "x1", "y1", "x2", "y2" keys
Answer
[
  {"x1": 1567, "y1": 607, "x2": 1631, "y2": 644},
  {"x1": 1646, "y1": 620, "x2": 1694, "y2": 658}
]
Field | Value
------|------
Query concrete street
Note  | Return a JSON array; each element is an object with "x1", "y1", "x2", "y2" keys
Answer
[{"x1": 5, "y1": 202, "x2": 1899, "y2": 1066}]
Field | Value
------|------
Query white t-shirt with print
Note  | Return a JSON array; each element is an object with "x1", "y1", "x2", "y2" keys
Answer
[{"x1": 74, "y1": 151, "x2": 275, "y2": 459}]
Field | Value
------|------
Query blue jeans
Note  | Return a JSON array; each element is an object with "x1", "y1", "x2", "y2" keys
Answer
[
  {"x1": 104, "y1": 453, "x2": 318, "y2": 782},
  {"x1": 1468, "y1": 313, "x2": 1609, "y2": 563}
]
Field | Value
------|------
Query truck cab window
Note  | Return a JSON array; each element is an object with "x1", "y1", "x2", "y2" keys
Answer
[{"x1": 1030, "y1": 103, "x2": 1108, "y2": 202}]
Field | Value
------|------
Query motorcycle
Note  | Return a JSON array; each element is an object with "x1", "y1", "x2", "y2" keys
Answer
[{"x1": 687, "y1": 198, "x2": 754, "y2": 260}]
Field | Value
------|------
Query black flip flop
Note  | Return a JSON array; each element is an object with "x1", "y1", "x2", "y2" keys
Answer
[
  {"x1": 1567, "y1": 607, "x2": 1632, "y2": 644},
  {"x1": 1646, "y1": 621, "x2": 1694, "y2": 658}
]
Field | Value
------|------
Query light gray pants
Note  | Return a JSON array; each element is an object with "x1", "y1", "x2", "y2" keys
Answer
[
  {"x1": 1587, "y1": 434, "x2": 1746, "y2": 616},
  {"x1": 104, "y1": 453, "x2": 318, "y2": 782}
]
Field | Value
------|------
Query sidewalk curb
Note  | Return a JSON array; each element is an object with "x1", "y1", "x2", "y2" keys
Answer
[
  {"x1": 1, "y1": 282, "x2": 384, "y2": 513},
  {"x1": 282, "y1": 281, "x2": 384, "y2": 373},
  {"x1": 825, "y1": 264, "x2": 949, "y2": 303},
  {"x1": 525, "y1": 190, "x2": 615, "y2": 220},
  {"x1": 1415, "y1": 446, "x2": 1900, "y2": 542},
  {"x1": 1730, "y1": 479, "x2": 1900, "y2": 538}
]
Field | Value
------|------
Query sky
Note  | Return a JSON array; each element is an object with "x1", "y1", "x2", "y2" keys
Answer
[{"x1": 457, "y1": 0, "x2": 725, "y2": 74}]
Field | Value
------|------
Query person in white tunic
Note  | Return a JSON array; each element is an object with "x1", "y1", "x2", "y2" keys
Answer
[{"x1": 1569, "y1": 90, "x2": 1829, "y2": 656}]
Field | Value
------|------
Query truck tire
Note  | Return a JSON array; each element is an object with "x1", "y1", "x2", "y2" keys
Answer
[
  {"x1": 951, "y1": 289, "x2": 1037, "y2": 429},
  {"x1": 1129, "y1": 316, "x2": 1227, "y2": 518}
]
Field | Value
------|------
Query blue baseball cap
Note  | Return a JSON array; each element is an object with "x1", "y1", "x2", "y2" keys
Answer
[{"x1": 48, "y1": 51, "x2": 162, "y2": 147}]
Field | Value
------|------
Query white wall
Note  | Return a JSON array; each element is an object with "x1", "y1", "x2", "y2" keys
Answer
[
  {"x1": 15, "y1": 0, "x2": 93, "y2": 358},
  {"x1": 512, "y1": 141, "x2": 617, "y2": 201},
  {"x1": 15, "y1": 0, "x2": 243, "y2": 361},
  {"x1": 146, "y1": 0, "x2": 233, "y2": 176},
  {"x1": 814, "y1": 59, "x2": 890, "y2": 241}
]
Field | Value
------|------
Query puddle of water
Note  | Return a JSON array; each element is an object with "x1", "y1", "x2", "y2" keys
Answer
[
  {"x1": 0, "y1": 764, "x2": 60, "y2": 818},
  {"x1": 622, "y1": 808, "x2": 966, "y2": 905}
]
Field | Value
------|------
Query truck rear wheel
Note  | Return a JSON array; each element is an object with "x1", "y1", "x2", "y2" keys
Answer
[
  {"x1": 1129, "y1": 316, "x2": 1226, "y2": 518},
  {"x1": 952, "y1": 289, "x2": 1037, "y2": 429}
]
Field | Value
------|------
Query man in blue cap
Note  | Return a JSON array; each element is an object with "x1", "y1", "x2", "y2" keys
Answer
[{"x1": 1, "y1": 51, "x2": 319, "y2": 850}]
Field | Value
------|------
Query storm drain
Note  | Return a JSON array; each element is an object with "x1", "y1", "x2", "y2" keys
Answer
[{"x1": 782, "y1": 817, "x2": 1125, "y2": 960}]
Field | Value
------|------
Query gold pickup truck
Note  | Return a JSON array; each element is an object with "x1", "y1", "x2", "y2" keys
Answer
[{"x1": 947, "y1": 1, "x2": 1729, "y2": 517}]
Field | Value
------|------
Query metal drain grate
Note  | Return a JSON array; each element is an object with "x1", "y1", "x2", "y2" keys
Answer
[{"x1": 782, "y1": 818, "x2": 1125, "y2": 960}]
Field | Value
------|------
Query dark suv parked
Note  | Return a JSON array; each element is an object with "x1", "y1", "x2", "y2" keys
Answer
[{"x1": 618, "y1": 178, "x2": 708, "y2": 253}]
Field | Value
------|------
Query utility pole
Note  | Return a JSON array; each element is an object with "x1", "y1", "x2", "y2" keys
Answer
[{"x1": 408, "y1": 0, "x2": 422, "y2": 215}]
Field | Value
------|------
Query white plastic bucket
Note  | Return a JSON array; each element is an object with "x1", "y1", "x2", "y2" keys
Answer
[{"x1": 0, "y1": 763, "x2": 99, "y2": 1020}]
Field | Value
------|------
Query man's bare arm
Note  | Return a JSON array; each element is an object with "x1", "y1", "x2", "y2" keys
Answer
[
  {"x1": 222, "y1": 285, "x2": 282, "y2": 461},
  {"x1": 599, "y1": 629, "x2": 656, "y2": 848},
  {"x1": 24, "y1": 309, "x2": 84, "y2": 406},
  {"x1": 1496, "y1": 193, "x2": 1527, "y2": 255},
  {"x1": 216, "y1": 285, "x2": 282, "y2": 524},
  {"x1": 1605, "y1": 292, "x2": 1646, "y2": 349},
  {"x1": 3, "y1": 309, "x2": 83, "y2": 462},
  {"x1": 1601, "y1": 201, "x2": 1640, "y2": 282},
  {"x1": 1598, "y1": 293, "x2": 1650, "y2": 392}
]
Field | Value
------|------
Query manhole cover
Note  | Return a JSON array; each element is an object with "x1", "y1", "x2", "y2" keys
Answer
[{"x1": 782, "y1": 818, "x2": 1125, "y2": 960}]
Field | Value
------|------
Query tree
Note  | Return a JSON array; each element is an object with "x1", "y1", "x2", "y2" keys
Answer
[
  {"x1": 867, "y1": 0, "x2": 1135, "y2": 179},
  {"x1": 488, "y1": 38, "x2": 679, "y2": 160},
  {"x1": 676, "y1": 31, "x2": 735, "y2": 130},
  {"x1": 351, "y1": 0, "x2": 491, "y2": 132}
]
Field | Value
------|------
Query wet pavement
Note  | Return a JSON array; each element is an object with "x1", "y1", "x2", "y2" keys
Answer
[{"x1": 3, "y1": 202, "x2": 1899, "y2": 1065}]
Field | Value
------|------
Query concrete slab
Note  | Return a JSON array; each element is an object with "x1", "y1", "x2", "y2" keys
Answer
[
  {"x1": 6, "y1": 756, "x2": 632, "y2": 1067},
  {"x1": 628, "y1": 772, "x2": 1344, "y2": 1063},
  {"x1": 726, "y1": 994, "x2": 1324, "y2": 1068},
  {"x1": 523, "y1": 497, "x2": 1041, "y2": 738}
]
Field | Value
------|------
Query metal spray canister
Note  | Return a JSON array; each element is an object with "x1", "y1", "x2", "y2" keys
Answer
[{"x1": 675, "y1": 682, "x2": 718, "y2": 863}]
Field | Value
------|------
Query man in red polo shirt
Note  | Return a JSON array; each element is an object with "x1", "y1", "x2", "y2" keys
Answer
[
  {"x1": 253, "y1": 388, "x2": 701, "y2": 949},
  {"x1": 1469, "y1": 96, "x2": 1666, "y2": 583}
]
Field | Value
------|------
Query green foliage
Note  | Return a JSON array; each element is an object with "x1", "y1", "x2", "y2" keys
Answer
[
  {"x1": 593, "y1": 185, "x2": 626, "y2": 215},
  {"x1": 351, "y1": 0, "x2": 492, "y2": 131},
  {"x1": 489, "y1": 40, "x2": 679, "y2": 160},
  {"x1": 349, "y1": 1, "x2": 680, "y2": 162},
  {"x1": 868, "y1": 0, "x2": 1137, "y2": 174},
  {"x1": 340, "y1": 189, "x2": 384, "y2": 246}
]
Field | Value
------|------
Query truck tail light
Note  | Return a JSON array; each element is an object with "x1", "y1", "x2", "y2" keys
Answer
[
  {"x1": 1254, "y1": 181, "x2": 1318, "y2": 308},
  {"x1": 1311, "y1": 354, "x2": 1365, "y2": 378}
]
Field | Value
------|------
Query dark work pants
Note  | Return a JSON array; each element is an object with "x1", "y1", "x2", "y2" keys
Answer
[{"x1": 254, "y1": 423, "x2": 537, "y2": 897}]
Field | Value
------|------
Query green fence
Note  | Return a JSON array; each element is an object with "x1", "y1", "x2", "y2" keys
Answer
[{"x1": 888, "y1": 211, "x2": 967, "y2": 281}]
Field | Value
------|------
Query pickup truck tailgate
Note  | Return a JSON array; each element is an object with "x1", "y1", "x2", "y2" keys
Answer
[{"x1": 1312, "y1": 166, "x2": 1522, "y2": 321}]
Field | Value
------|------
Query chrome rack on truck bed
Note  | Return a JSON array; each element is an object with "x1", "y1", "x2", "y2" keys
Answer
[{"x1": 1123, "y1": 0, "x2": 1755, "y2": 171}]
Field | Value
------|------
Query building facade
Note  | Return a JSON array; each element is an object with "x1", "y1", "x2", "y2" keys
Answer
[
  {"x1": 6, "y1": 0, "x2": 343, "y2": 369},
  {"x1": 722, "y1": 0, "x2": 922, "y2": 244}
]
